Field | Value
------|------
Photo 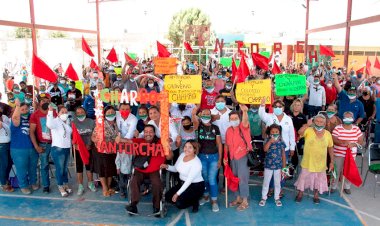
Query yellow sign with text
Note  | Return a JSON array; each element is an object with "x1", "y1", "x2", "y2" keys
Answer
[
  {"x1": 236, "y1": 79, "x2": 272, "y2": 104},
  {"x1": 164, "y1": 75, "x2": 202, "y2": 103}
]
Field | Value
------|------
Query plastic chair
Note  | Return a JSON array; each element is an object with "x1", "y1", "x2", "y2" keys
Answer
[{"x1": 363, "y1": 143, "x2": 380, "y2": 198}]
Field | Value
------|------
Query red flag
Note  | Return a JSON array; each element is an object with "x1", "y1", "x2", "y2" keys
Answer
[
  {"x1": 81, "y1": 36, "x2": 94, "y2": 57},
  {"x1": 251, "y1": 53, "x2": 269, "y2": 70},
  {"x1": 319, "y1": 45, "x2": 335, "y2": 57},
  {"x1": 90, "y1": 59, "x2": 99, "y2": 70},
  {"x1": 366, "y1": 57, "x2": 372, "y2": 76},
  {"x1": 32, "y1": 53, "x2": 58, "y2": 83},
  {"x1": 72, "y1": 123, "x2": 90, "y2": 165},
  {"x1": 343, "y1": 148, "x2": 362, "y2": 187},
  {"x1": 65, "y1": 63, "x2": 79, "y2": 81},
  {"x1": 106, "y1": 47, "x2": 118, "y2": 63},
  {"x1": 156, "y1": 41, "x2": 171, "y2": 57},
  {"x1": 267, "y1": 92, "x2": 274, "y2": 113},
  {"x1": 183, "y1": 41, "x2": 194, "y2": 53},
  {"x1": 374, "y1": 57, "x2": 380, "y2": 70},
  {"x1": 231, "y1": 58, "x2": 239, "y2": 83},
  {"x1": 237, "y1": 55, "x2": 250, "y2": 83},
  {"x1": 236, "y1": 41, "x2": 248, "y2": 58},
  {"x1": 356, "y1": 66, "x2": 364, "y2": 75},
  {"x1": 272, "y1": 61, "x2": 281, "y2": 75},
  {"x1": 223, "y1": 148, "x2": 239, "y2": 192},
  {"x1": 124, "y1": 53, "x2": 138, "y2": 67},
  {"x1": 268, "y1": 53, "x2": 274, "y2": 63}
]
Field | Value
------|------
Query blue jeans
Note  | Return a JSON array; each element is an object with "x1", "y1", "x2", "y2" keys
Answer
[
  {"x1": 39, "y1": 143, "x2": 52, "y2": 188},
  {"x1": 0, "y1": 143, "x2": 11, "y2": 185},
  {"x1": 10, "y1": 148, "x2": 38, "y2": 188},
  {"x1": 50, "y1": 146, "x2": 70, "y2": 186},
  {"x1": 199, "y1": 153, "x2": 219, "y2": 200}
]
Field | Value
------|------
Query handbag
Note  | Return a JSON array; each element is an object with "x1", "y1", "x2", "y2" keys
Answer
[{"x1": 238, "y1": 127, "x2": 260, "y2": 167}]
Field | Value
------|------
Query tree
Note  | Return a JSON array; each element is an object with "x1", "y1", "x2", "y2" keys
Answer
[
  {"x1": 168, "y1": 8, "x2": 212, "y2": 47},
  {"x1": 15, "y1": 27, "x2": 33, "y2": 38},
  {"x1": 49, "y1": 31, "x2": 68, "y2": 38}
]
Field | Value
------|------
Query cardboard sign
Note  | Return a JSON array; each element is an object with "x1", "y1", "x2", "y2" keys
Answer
[
  {"x1": 236, "y1": 79, "x2": 272, "y2": 104},
  {"x1": 154, "y1": 57, "x2": 177, "y2": 74},
  {"x1": 164, "y1": 75, "x2": 202, "y2": 103},
  {"x1": 275, "y1": 74, "x2": 307, "y2": 96}
]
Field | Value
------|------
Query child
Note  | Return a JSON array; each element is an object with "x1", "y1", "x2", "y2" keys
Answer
[
  {"x1": 259, "y1": 124, "x2": 286, "y2": 207},
  {"x1": 115, "y1": 150, "x2": 132, "y2": 199}
]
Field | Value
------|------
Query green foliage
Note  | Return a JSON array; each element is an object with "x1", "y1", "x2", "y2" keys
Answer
[
  {"x1": 168, "y1": 8, "x2": 212, "y2": 47},
  {"x1": 49, "y1": 31, "x2": 68, "y2": 38},
  {"x1": 15, "y1": 27, "x2": 32, "y2": 38}
]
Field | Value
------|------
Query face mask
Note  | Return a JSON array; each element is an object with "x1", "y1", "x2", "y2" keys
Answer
[
  {"x1": 41, "y1": 103, "x2": 49, "y2": 110},
  {"x1": 120, "y1": 110, "x2": 130, "y2": 119},
  {"x1": 60, "y1": 80, "x2": 66, "y2": 84},
  {"x1": 217, "y1": 75, "x2": 223, "y2": 79},
  {"x1": 139, "y1": 114, "x2": 148, "y2": 121},
  {"x1": 25, "y1": 98, "x2": 32, "y2": 104},
  {"x1": 59, "y1": 114, "x2": 68, "y2": 121},
  {"x1": 178, "y1": 104, "x2": 186, "y2": 111},
  {"x1": 326, "y1": 111, "x2": 335, "y2": 118},
  {"x1": 200, "y1": 116, "x2": 211, "y2": 124},
  {"x1": 357, "y1": 74, "x2": 362, "y2": 79},
  {"x1": 117, "y1": 77, "x2": 122, "y2": 81},
  {"x1": 215, "y1": 102, "x2": 225, "y2": 111},
  {"x1": 273, "y1": 107, "x2": 283, "y2": 116},
  {"x1": 21, "y1": 113, "x2": 29, "y2": 119},
  {"x1": 148, "y1": 83, "x2": 154, "y2": 88},
  {"x1": 230, "y1": 120, "x2": 240, "y2": 127},
  {"x1": 226, "y1": 85, "x2": 232, "y2": 90},
  {"x1": 130, "y1": 78, "x2": 135, "y2": 82},
  {"x1": 348, "y1": 94, "x2": 356, "y2": 100},
  {"x1": 314, "y1": 80, "x2": 320, "y2": 85},
  {"x1": 327, "y1": 83, "x2": 333, "y2": 88},
  {"x1": 183, "y1": 125, "x2": 192, "y2": 130},
  {"x1": 68, "y1": 85, "x2": 73, "y2": 90},
  {"x1": 39, "y1": 90, "x2": 46, "y2": 94},
  {"x1": 343, "y1": 117, "x2": 354, "y2": 125},
  {"x1": 271, "y1": 134, "x2": 280, "y2": 140},
  {"x1": 14, "y1": 88, "x2": 20, "y2": 93},
  {"x1": 250, "y1": 108, "x2": 258, "y2": 113},
  {"x1": 77, "y1": 115, "x2": 86, "y2": 122},
  {"x1": 205, "y1": 86, "x2": 214, "y2": 93},
  {"x1": 105, "y1": 114, "x2": 116, "y2": 121},
  {"x1": 314, "y1": 125, "x2": 325, "y2": 132},
  {"x1": 377, "y1": 80, "x2": 380, "y2": 85}
]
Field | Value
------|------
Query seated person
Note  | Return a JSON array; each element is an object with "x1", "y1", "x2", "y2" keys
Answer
[
  {"x1": 160, "y1": 140, "x2": 204, "y2": 213},
  {"x1": 118, "y1": 125, "x2": 173, "y2": 216}
]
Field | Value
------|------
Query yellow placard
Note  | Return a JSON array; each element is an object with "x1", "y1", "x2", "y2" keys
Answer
[
  {"x1": 236, "y1": 79, "x2": 272, "y2": 104},
  {"x1": 154, "y1": 57, "x2": 177, "y2": 74},
  {"x1": 164, "y1": 75, "x2": 202, "y2": 104}
]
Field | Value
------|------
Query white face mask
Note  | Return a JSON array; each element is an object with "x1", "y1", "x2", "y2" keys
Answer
[
  {"x1": 148, "y1": 83, "x2": 154, "y2": 88},
  {"x1": 59, "y1": 114, "x2": 68, "y2": 121},
  {"x1": 377, "y1": 80, "x2": 380, "y2": 85},
  {"x1": 60, "y1": 80, "x2": 66, "y2": 84},
  {"x1": 327, "y1": 83, "x2": 333, "y2": 88},
  {"x1": 230, "y1": 120, "x2": 240, "y2": 127}
]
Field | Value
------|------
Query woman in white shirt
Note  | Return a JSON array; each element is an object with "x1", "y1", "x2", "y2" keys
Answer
[
  {"x1": 46, "y1": 105, "x2": 72, "y2": 197},
  {"x1": 160, "y1": 140, "x2": 204, "y2": 213}
]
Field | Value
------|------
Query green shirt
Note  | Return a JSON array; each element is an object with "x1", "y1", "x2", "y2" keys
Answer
[{"x1": 248, "y1": 110, "x2": 262, "y2": 137}]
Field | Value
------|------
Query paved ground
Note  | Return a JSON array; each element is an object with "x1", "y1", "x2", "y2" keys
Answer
[{"x1": 0, "y1": 162, "x2": 371, "y2": 226}]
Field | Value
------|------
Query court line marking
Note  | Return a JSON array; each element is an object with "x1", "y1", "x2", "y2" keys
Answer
[
  {"x1": 0, "y1": 215, "x2": 119, "y2": 226},
  {"x1": 185, "y1": 209, "x2": 191, "y2": 226},
  {"x1": 167, "y1": 209, "x2": 185, "y2": 226}
]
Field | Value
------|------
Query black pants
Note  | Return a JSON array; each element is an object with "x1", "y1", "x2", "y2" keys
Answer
[
  {"x1": 75, "y1": 150, "x2": 91, "y2": 173},
  {"x1": 119, "y1": 173, "x2": 130, "y2": 195},
  {"x1": 165, "y1": 181, "x2": 205, "y2": 209}
]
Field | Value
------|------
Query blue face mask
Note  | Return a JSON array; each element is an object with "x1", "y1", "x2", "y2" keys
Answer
[
  {"x1": 215, "y1": 102, "x2": 225, "y2": 111},
  {"x1": 273, "y1": 107, "x2": 283, "y2": 116}
]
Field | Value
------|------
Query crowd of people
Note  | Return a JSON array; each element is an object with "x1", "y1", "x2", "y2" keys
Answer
[{"x1": 0, "y1": 57, "x2": 375, "y2": 216}]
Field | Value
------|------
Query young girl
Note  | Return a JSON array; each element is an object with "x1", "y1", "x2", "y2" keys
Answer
[{"x1": 259, "y1": 124, "x2": 286, "y2": 207}]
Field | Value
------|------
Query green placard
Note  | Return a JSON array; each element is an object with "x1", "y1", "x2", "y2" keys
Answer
[
  {"x1": 259, "y1": 51, "x2": 271, "y2": 59},
  {"x1": 275, "y1": 74, "x2": 307, "y2": 96},
  {"x1": 129, "y1": 53, "x2": 137, "y2": 60},
  {"x1": 220, "y1": 58, "x2": 240, "y2": 67}
]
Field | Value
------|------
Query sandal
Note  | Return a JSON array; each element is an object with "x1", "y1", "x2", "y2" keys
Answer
[
  {"x1": 103, "y1": 190, "x2": 110, "y2": 197},
  {"x1": 237, "y1": 202, "x2": 249, "y2": 211},
  {"x1": 1, "y1": 185, "x2": 14, "y2": 192},
  {"x1": 229, "y1": 199, "x2": 242, "y2": 207},
  {"x1": 108, "y1": 189, "x2": 115, "y2": 195},
  {"x1": 295, "y1": 194, "x2": 303, "y2": 203},
  {"x1": 259, "y1": 199, "x2": 266, "y2": 207}
]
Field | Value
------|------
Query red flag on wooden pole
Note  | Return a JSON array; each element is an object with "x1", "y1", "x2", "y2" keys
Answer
[
  {"x1": 82, "y1": 36, "x2": 94, "y2": 57},
  {"x1": 32, "y1": 53, "x2": 58, "y2": 82},
  {"x1": 65, "y1": 63, "x2": 79, "y2": 81}
]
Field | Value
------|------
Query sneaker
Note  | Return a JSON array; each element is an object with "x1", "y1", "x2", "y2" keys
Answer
[
  {"x1": 63, "y1": 184, "x2": 72, "y2": 194},
  {"x1": 199, "y1": 197, "x2": 210, "y2": 206},
  {"x1": 58, "y1": 186, "x2": 68, "y2": 197},
  {"x1": 31, "y1": 184, "x2": 39, "y2": 191},
  {"x1": 343, "y1": 189, "x2": 351, "y2": 195},
  {"x1": 152, "y1": 207, "x2": 161, "y2": 218},
  {"x1": 88, "y1": 182, "x2": 97, "y2": 192},
  {"x1": 125, "y1": 205, "x2": 138, "y2": 216},
  {"x1": 21, "y1": 188, "x2": 31, "y2": 195},
  {"x1": 43, "y1": 187, "x2": 50, "y2": 194},
  {"x1": 77, "y1": 184, "x2": 84, "y2": 196},
  {"x1": 212, "y1": 202, "x2": 219, "y2": 212},
  {"x1": 259, "y1": 199, "x2": 266, "y2": 207},
  {"x1": 275, "y1": 199, "x2": 282, "y2": 207}
]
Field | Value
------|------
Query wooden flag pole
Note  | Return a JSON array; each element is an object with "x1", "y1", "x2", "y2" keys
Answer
[
  {"x1": 340, "y1": 177, "x2": 345, "y2": 197},
  {"x1": 225, "y1": 177, "x2": 228, "y2": 208}
]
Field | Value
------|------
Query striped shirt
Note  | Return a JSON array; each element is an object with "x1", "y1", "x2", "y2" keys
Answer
[{"x1": 332, "y1": 124, "x2": 362, "y2": 157}]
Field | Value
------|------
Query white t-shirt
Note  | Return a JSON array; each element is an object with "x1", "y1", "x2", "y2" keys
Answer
[
  {"x1": 167, "y1": 153, "x2": 203, "y2": 195},
  {"x1": 211, "y1": 107, "x2": 231, "y2": 144},
  {"x1": 46, "y1": 111, "x2": 72, "y2": 149},
  {"x1": 116, "y1": 111, "x2": 138, "y2": 139}
]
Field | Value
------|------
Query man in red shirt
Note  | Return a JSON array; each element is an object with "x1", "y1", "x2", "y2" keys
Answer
[
  {"x1": 321, "y1": 80, "x2": 337, "y2": 105},
  {"x1": 122, "y1": 125, "x2": 173, "y2": 216},
  {"x1": 29, "y1": 94, "x2": 56, "y2": 193},
  {"x1": 200, "y1": 79, "x2": 219, "y2": 110}
]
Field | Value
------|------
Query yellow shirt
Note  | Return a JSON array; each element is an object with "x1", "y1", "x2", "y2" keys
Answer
[{"x1": 301, "y1": 127, "x2": 333, "y2": 172}]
